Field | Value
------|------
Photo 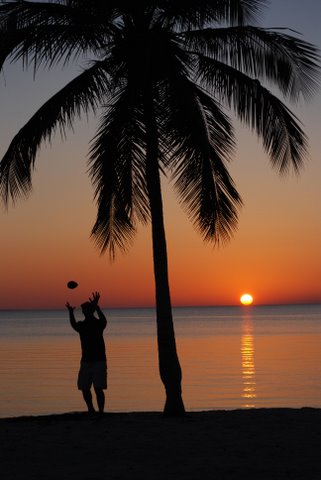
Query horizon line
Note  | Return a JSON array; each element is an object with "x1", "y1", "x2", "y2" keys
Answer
[{"x1": 1, "y1": 301, "x2": 321, "y2": 312}]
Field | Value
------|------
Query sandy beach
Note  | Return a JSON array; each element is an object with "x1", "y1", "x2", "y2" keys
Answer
[{"x1": 1, "y1": 408, "x2": 321, "y2": 479}]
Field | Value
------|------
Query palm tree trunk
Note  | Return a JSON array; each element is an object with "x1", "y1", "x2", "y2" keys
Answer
[{"x1": 143, "y1": 88, "x2": 185, "y2": 416}]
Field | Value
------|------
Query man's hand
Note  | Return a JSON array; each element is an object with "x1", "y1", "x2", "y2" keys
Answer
[
  {"x1": 89, "y1": 291, "x2": 100, "y2": 309},
  {"x1": 66, "y1": 302, "x2": 77, "y2": 330},
  {"x1": 65, "y1": 302, "x2": 75, "y2": 312}
]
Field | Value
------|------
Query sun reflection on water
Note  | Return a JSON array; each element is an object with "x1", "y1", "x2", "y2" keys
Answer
[{"x1": 241, "y1": 314, "x2": 256, "y2": 408}]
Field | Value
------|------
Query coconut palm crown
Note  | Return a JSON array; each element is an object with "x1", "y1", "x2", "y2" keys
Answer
[{"x1": 0, "y1": 0, "x2": 320, "y2": 415}]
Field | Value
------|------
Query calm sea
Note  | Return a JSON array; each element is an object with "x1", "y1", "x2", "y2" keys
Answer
[{"x1": 0, "y1": 304, "x2": 321, "y2": 417}]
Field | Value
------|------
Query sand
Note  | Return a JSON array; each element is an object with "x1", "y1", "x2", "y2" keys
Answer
[{"x1": 1, "y1": 408, "x2": 321, "y2": 479}]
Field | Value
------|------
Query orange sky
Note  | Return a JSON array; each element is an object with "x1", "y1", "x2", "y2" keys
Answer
[{"x1": 0, "y1": 1, "x2": 320, "y2": 309}]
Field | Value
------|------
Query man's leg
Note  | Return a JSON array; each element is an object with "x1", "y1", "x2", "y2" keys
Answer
[
  {"x1": 94, "y1": 387, "x2": 105, "y2": 413},
  {"x1": 81, "y1": 389, "x2": 95, "y2": 413}
]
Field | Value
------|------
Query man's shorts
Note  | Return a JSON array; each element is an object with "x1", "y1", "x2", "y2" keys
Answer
[{"x1": 77, "y1": 361, "x2": 107, "y2": 390}]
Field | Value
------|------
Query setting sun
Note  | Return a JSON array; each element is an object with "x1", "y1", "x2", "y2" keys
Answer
[{"x1": 240, "y1": 294, "x2": 254, "y2": 306}]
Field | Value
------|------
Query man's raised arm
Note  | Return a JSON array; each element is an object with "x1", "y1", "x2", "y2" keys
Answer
[
  {"x1": 66, "y1": 302, "x2": 78, "y2": 330},
  {"x1": 89, "y1": 291, "x2": 107, "y2": 328}
]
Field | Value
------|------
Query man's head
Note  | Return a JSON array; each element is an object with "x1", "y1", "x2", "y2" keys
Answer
[{"x1": 81, "y1": 301, "x2": 95, "y2": 317}]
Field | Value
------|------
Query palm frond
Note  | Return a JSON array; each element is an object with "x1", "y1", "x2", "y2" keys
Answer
[
  {"x1": 197, "y1": 55, "x2": 308, "y2": 173},
  {"x1": 152, "y1": 0, "x2": 266, "y2": 29},
  {"x1": 0, "y1": 1, "x2": 111, "y2": 71},
  {"x1": 184, "y1": 26, "x2": 320, "y2": 101},
  {"x1": 89, "y1": 86, "x2": 150, "y2": 257},
  {"x1": 176, "y1": 146, "x2": 242, "y2": 244},
  {"x1": 158, "y1": 76, "x2": 241, "y2": 243},
  {"x1": 0, "y1": 27, "x2": 25, "y2": 70},
  {"x1": 0, "y1": 60, "x2": 110, "y2": 205},
  {"x1": 203, "y1": 0, "x2": 267, "y2": 26}
]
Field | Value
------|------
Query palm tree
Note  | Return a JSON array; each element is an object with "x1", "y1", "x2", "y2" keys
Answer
[{"x1": 0, "y1": 1, "x2": 319, "y2": 415}]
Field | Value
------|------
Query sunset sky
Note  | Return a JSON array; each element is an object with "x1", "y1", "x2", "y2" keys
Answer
[{"x1": 0, "y1": 0, "x2": 320, "y2": 310}]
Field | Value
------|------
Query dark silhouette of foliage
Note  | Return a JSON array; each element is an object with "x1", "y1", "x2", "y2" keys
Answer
[{"x1": 0, "y1": 1, "x2": 319, "y2": 415}]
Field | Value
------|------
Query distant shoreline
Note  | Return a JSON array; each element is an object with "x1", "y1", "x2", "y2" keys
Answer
[
  {"x1": 1, "y1": 302, "x2": 321, "y2": 312},
  {"x1": 2, "y1": 408, "x2": 321, "y2": 479}
]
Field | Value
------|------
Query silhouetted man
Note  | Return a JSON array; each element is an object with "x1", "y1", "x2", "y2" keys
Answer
[{"x1": 66, "y1": 291, "x2": 107, "y2": 414}]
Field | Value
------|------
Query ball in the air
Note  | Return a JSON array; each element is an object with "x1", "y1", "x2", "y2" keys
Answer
[{"x1": 67, "y1": 280, "x2": 78, "y2": 289}]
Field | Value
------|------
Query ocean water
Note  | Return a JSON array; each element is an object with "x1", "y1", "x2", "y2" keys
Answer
[{"x1": 0, "y1": 304, "x2": 321, "y2": 417}]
